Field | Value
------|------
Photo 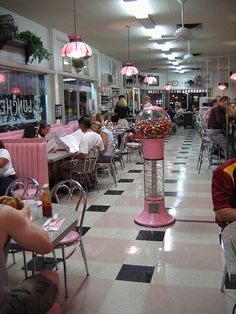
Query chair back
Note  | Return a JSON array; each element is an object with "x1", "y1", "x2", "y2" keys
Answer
[
  {"x1": 5, "y1": 176, "x2": 40, "y2": 199},
  {"x1": 51, "y1": 179, "x2": 87, "y2": 232},
  {"x1": 118, "y1": 133, "x2": 128, "y2": 152},
  {"x1": 83, "y1": 146, "x2": 99, "y2": 173}
]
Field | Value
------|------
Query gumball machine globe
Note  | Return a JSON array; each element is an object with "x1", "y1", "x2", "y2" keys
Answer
[{"x1": 134, "y1": 106, "x2": 175, "y2": 227}]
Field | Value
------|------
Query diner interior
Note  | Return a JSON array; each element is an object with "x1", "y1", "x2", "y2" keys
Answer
[{"x1": 0, "y1": 0, "x2": 236, "y2": 313}]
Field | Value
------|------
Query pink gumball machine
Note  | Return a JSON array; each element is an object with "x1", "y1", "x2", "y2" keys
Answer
[{"x1": 134, "y1": 106, "x2": 175, "y2": 227}]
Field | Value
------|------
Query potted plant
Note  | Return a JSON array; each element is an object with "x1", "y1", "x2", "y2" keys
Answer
[{"x1": 19, "y1": 31, "x2": 51, "y2": 64}]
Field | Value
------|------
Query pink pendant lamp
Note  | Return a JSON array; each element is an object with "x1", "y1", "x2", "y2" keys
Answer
[
  {"x1": 60, "y1": 0, "x2": 92, "y2": 59},
  {"x1": 120, "y1": 25, "x2": 138, "y2": 77}
]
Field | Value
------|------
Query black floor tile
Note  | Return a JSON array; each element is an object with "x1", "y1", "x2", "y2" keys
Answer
[
  {"x1": 173, "y1": 162, "x2": 186, "y2": 165},
  {"x1": 165, "y1": 191, "x2": 178, "y2": 196},
  {"x1": 136, "y1": 162, "x2": 144, "y2": 165},
  {"x1": 136, "y1": 230, "x2": 165, "y2": 241},
  {"x1": 165, "y1": 179, "x2": 178, "y2": 183},
  {"x1": 116, "y1": 264, "x2": 155, "y2": 283},
  {"x1": 225, "y1": 272, "x2": 236, "y2": 289},
  {"x1": 87, "y1": 205, "x2": 110, "y2": 212},
  {"x1": 118, "y1": 179, "x2": 134, "y2": 183},
  {"x1": 171, "y1": 170, "x2": 180, "y2": 173},
  {"x1": 81, "y1": 226, "x2": 91, "y2": 235},
  {"x1": 128, "y1": 170, "x2": 142, "y2": 173},
  {"x1": 179, "y1": 151, "x2": 189, "y2": 154},
  {"x1": 104, "y1": 190, "x2": 124, "y2": 195},
  {"x1": 23, "y1": 256, "x2": 56, "y2": 272},
  {"x1": 176, "y1": 156, "x2": 188, "y2": 159},
  {"x1": 75, "y1": 226, "x2": 91, "y2": 235}
]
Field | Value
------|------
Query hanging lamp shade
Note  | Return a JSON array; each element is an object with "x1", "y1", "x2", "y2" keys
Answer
[
  {"x1": 60, "y1": 35, "x2": 92, "y2": 59},
  {"x1": 0, "y1": 73, "x2": 6, "y2": 83},
  {"x1": 143, "y1": 76, "x2": 157, "y2": 85},
  {"x1": 10, "y1": 86, "x2": 21, "y2": 94},
  {"x1": 120, "y1": 25, "x2": 138, "y2": 76},
  {"x1": 230, "y1": 71, "x2": 236, "y2": 80},
  {"x1": 60, "y1": 0, "x2": 92, "y2": 59},
  {"x1": 120, "y1": 62, "x2": 138, "y2": 76},
  {"x1": 164, "y1": 83, "x2": 171, "y2": 91},
  {"x1": 218, "y1": 82, "x2": 227, "y2": 90}
]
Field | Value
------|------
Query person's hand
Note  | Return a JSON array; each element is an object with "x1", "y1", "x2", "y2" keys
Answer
[{"x1": 0, "y1": 196, "x2": 7, "y2": 203}]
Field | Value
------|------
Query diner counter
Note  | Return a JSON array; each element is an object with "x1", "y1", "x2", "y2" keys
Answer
[{"x1": 48, "y1": 150, "x2": 72, "y2": 163}]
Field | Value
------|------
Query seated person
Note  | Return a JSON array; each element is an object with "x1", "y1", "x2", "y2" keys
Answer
[
  {"x1": 104, "y1": 112, "x2": 114, "y2": 130},
  {"x1": 0, "y1": 140, "x2": 16, "y2": 196},
  {"x1": 212, "y1": 157, "x2": 236, "y2": 230},
  {"x1": 96, "y1": 113, "x2": 105, "y2": 126},
  {"x1": 37, "y1": 121, "x2": 51, "y2": 139},
  {"x1": 22, "y1": 124, "x2": 37, "y2": 138},
  {"x1": 75, "y1": 117, "x2": 104, "y2": 159},
  {"x1": 91, "y1": 121, "x2": 115, "y2": 163},
  {"x1": 0, "y1": 197, "x2": 60, "y2": 313},
  {"x1": 89, "y1": 112, "x2": 96, "y2": 123}
]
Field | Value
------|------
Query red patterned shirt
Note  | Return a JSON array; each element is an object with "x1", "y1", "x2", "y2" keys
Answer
[{"x1": 212, "y1": 158, "x2": 236, "y2": 228}]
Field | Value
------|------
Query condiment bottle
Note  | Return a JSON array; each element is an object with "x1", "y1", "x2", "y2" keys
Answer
[{"x1": 41, "y1": 183, "x2": 52, "y2": 217}]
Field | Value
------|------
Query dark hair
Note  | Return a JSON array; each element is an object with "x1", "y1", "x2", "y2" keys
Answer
[
  {"x1": 0, "y1": 140, "x2": 5, "y2": 149},
  {"x1": 38, "y1": 121, "x2": 50, "y2": 132},
  {"x1": 78, "y1": 117, "x2": 91, "y2": 129},
  {"x1": 23, "y1": 124, "x2": 37, "y2": 138},
  {"x1": 119, "y1": 95, "x2": 125, "y2": 100}
]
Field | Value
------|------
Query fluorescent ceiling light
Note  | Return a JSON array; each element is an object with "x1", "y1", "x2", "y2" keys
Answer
[
  {"x1": 122, "y1": 0, "x2": 153, "y2": 19},
  {"x1": 166, "y1": 53, "x2": 176, "y2": 60},
  {"x1": 171, "y1": 61, "x2": 179, "y2": 65},
  {"x1": 156, "y1": 42, "x2": 171, "y2": 51},
  {"x1": 146, "y1": 26, "x2": 164, "y2": 39}
]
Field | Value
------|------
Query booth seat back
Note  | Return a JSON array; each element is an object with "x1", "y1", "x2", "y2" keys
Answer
[
  {"x1": 0, "y1": 129, "x2": 23, "y2": 139},
  {"x1": 3, "y1": 138, "x2": 49, "y2": 188},
  {"x1": 67, "y1": 120, "x2": 79, "y2": 132},
  {"x1": 64, "y1": 124, "x2": 76, "y2": 135}
]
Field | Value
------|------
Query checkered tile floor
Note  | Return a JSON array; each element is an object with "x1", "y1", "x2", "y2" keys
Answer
[{"x1": 7, "y1": 127, "x2": 236, "y2": 314}]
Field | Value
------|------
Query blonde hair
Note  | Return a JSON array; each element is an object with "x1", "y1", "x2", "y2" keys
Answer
[
  {"x1": 91, "y1": 121, "x2": 102, "y2": 132},
  {"x1": 117, "y1": 98, "x2": 127, "y2": 108},
  {"x1": 143, "y1": 96, "x2": 151, "y2": 103}
]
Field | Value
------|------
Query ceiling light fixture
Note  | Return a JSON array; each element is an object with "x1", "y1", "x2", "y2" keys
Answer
[
  {"x1": 218, "y1": 82, "x2": 227, "y2": 90},
  {"x1": 10, "y1": 86, "x2": 21, "y2": 94},
  {"x1": 144, "y1": 75, "x2": 157, "y2": 85},
  {"x1": 230, "y1": 71, "x2": 236, "y2": 80},
  {"x1": 164, "y1": 83, "x2": 171, "y2": 91},
  {"x1": 0, "y1": 73, "x2": 6, "y2": 83},
  {"x1": 120, "y1": 25, "x2": 138, "y2": 76},
  {"x1": 60, "y1": 0, "x2": 92, "y2": 59},
  {"x1": 122, "y1": 0, "x2": 153, "y2": 19},
  {"x1": 183, "y1": 40, "x2": 194, "y2": 61}
]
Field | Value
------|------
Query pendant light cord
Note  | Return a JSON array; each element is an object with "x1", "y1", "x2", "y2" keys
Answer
[
  {"x1": 126, "y1": 25, "x2": 131, "y2": 62},
  {"x1": 73, "y1": 0, "x2": 77, "y2": 34}
]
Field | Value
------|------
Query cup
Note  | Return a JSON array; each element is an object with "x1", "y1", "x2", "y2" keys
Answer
[{"x1": 26, "y1": 199, "x2": 38, "y2": 221}]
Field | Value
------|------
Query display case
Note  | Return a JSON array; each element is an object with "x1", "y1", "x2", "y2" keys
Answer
[{"x1": 101, "y1": 94, "x2": 112, "y2": 113}]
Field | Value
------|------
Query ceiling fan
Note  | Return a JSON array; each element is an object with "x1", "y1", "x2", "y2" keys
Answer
[{"x1": 158, "y1": 0, "x2": 192, "y2": 44}]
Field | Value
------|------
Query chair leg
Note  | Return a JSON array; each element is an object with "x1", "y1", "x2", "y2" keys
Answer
[
  {"x1": 221, "y1": 264, "x2": 227, "y2": 292},
  {"x1": 113, "y1": 160, "x2": 118, "y2": 174},
  {"x1": 110, "y1": 165, "x2": 117, "y2": 186},
  {"x1": 52, "y1": 250, "x2": 58, "y2": 271},
  {"x1": 61, "y1": 247, "x2": 69, "y2": 298},
  {"x1": 80, "y1": 239, "x2": 89, "y2": 276},
  {"x1": 22, "y1": 250, "x2": 28, "y2": 278}
]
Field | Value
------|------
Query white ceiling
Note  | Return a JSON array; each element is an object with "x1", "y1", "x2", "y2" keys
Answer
[{"x1": 0, "y1": 0, "x2": 236, "y2": 73}]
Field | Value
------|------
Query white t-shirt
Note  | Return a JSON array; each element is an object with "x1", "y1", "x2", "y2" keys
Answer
[
  {"x1": 0, "y1": 148, "x2": 15, "y2": 177},
  {"x1": 79, "y1": 131, "x2": 104, "y2": 154}
]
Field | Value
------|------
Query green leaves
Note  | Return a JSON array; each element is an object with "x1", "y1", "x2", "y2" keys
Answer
[{"x1": 19, "y1": 31, "x2": 51, "y2": 64}]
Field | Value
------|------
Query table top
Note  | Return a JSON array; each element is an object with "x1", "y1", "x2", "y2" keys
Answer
[
  {"x1": 221, "y1": 221, "x2": 236, "y2": 281},
  {"x1": 35, "y1": 203, "x2": 78, "y2": 247},
  {"x1": 48, "y1": 150, "x2": 73, "y2": 163}
]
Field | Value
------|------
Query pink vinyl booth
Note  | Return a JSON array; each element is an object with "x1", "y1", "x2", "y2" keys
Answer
[{"x1": 2, "y1": 138, "x2": 49, "y2": 188}]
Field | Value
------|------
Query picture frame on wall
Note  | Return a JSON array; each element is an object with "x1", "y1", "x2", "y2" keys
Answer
[{"x1": 55, "y1": 104, "x2": 62, "y2": 119}]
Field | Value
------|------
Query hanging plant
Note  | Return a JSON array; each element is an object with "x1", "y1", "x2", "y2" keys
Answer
[
  {"x1": 72, "y1": 57, "x2": 85, "y2": 73},
  {"x1": 19, "y1": 31, "x2": 51, "y2": 64}
]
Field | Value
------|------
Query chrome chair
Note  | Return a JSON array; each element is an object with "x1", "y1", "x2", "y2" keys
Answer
[
  {"x1": 125, "y1": 137, "x2": 143, "y2": 163},
  {"x1": 96, "y1": 147, "x2": 117, "y2": 187},
  {"x1": 51, "y1": 179, "x2": 89, "y2": 298},
  {"x1": 68, "y1": 147, "x2": 99, "y2": 192},
  {"x1": 6, "y1": 177, "x2": 40, "y2": 278},
  {"x1": 115, "y1": 133, "x2": 128, "y2": 170},
  {"x1": 5, "y1": 176, "x2": 40, "y2": 199}
]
